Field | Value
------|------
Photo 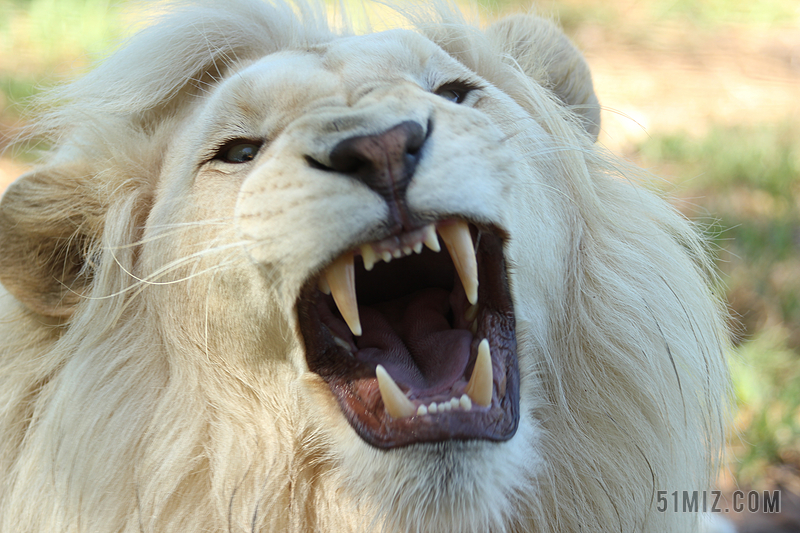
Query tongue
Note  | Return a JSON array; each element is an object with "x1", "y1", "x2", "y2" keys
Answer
[{"x1": 355, "y1": 288, "x2": 472, "y2": 395}]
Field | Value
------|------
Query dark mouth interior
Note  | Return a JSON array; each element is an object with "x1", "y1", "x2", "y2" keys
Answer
[
  {"x1": 318, "y1": 246, "x2": 473, "y2": 396},
  {"x1": 298, "y1": 222, "x2": 519, "y2": 448}
]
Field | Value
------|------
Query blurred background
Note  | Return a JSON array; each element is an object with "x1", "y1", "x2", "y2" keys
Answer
[{"x1": 1, "y1": 0, "x2": 798, "y2": 530}]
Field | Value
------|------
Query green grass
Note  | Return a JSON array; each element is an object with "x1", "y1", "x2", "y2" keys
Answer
[
  {"x1": 731, "y1": 329, "x2": 800, "y2": 485},
  {"x1": 638, "y1": 122, "x2": 800, "y2": 486},
  {"x1": 639, "y1": 123, "x2": 800, "y2": 200},
  {"x1": 649, "y1": 0, "x2": 800, "y2": 27},
  {"x1": 0, "y1": 0, "x2": 124, "y2": 67},
  {"x1": 0, "y1": 0, "x2": 126, "y2": 119}
]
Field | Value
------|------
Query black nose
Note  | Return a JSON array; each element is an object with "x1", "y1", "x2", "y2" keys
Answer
[{"x1": 309, "y1": 121, "x2": 428, "y2": 211}]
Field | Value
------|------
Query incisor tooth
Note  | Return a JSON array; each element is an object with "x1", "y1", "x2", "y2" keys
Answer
[
  {"x1": 438, "y1": 221, "x2": 478, "y2": 305},
  {"x1": 361, "y1": 244, "x2": 377, "y2": 271},
  {"x1": 423, "y1": 224, "x2": 441, "y2": 252},
  {"x1": 413, "y1": 242, "x2": 423, "y2": 254},
  {"x1": 376, "y1": 365, "x2": 416, "y2": 419},
  {"x1": 325, "y1": 253, "x2": 361, "y2": 336},
  {"x1": 417, "y1": 405, "x2": 428, "y2": 416},
  {"x1": 465, "y1": 339, "x2": 493, "y2": 407},
  {"x1": 459, "y1": 394, "x2": 472, "y2": 411}
]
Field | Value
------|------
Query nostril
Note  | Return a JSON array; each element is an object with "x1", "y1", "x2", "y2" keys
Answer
[
  {"x1": 305, "y1": 155, "x2": 334, "y2": 172},
  {"x1": 314, "y1": 121, "x2": 427, "y2": 216}
]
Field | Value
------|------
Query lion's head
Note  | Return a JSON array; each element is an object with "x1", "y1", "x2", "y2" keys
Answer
[{"x1": 0, "y1": 1, "x2": 729, "y2": 532}]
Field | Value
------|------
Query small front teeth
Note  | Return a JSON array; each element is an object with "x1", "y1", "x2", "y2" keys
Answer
[{"x1": 319, "y1": 221, "x2": 480, "y2": 338}]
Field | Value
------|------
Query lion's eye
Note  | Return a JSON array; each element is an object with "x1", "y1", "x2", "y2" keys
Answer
[
  {"x1": 215, "y1": 140, "x2": 263, "y2": 164},
  {"x1": 434, "y1": 82, "x2": 478, "y2": 104}
]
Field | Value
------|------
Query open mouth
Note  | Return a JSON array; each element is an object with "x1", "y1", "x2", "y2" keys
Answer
[{"x1": 297, "y1": 219, "x2": 519, "y2": 448}]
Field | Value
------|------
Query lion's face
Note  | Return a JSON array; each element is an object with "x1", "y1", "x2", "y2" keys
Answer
[
  {"x1": 149, "y1": 29, "x2": 564, "y2": 450},
  {"x1": 144, "y1": 28, "x2": 564, "y2": 500},
  {"x1": 0, "y1": 3, "x2": 727, "y2": 532}
]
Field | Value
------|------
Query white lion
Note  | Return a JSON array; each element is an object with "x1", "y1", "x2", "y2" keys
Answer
[{"x1": 0, "y1": 1, "x2": 730, "y2": 532}]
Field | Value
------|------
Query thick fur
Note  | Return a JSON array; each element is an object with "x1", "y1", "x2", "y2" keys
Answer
[{"x1": 0, "y1": 2, "x2": 728, "y2": 532}]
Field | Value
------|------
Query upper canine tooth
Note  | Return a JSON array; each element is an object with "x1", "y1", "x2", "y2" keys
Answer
[
  {"x1": 325, "y1": 253, "x2": 362, "y2": 336},
  {"x1": 361, "y1": 244, "x2": 377, "y2": 271},
  {"x1": 376, "y1": 365, "x2": 416, "y2": 419},
  {"x1": 465, "y1": 339, "x2": 493, "y2": 407},
  {"x1": 438, "y1": 221, "x2": 478, "y2": 305},
  {"x1": 423, "y1": 224, "x2": 441, "y2": 252}
]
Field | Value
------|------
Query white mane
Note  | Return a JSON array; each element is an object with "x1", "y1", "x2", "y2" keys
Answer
[{"x1": 0, "y1": 1, "x2": 730, "y2": 532}]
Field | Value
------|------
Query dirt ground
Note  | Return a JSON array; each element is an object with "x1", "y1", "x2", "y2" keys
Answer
[{"x1": 577, "y1": 23, "x2": 800, "y2": 153}]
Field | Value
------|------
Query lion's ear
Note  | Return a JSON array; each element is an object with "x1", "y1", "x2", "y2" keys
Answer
[
  {"x1": 485, "y1": 15, "x2": 601, "y2": 140},
  {"x1": 0, "y1": 166, "x2": 101, "y2": 318}
]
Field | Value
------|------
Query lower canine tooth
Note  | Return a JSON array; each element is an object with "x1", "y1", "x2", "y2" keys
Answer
[
  {"x1": 376, "y1": 365, "x2": 416, "y2": 419},
  {"x1": 465, "y1": 339, "x2": 493, "y2": 407},
  {"x1": 325, "y1": 253, "x2": 361, "y2": 336}
]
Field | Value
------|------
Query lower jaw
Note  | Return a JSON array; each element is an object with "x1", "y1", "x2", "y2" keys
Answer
[{"x1": 320, "y1": 303, "x2": 519, "y2": 448}]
